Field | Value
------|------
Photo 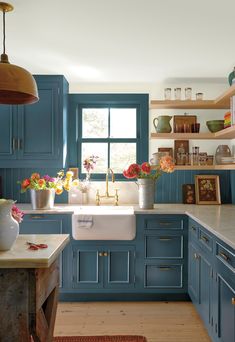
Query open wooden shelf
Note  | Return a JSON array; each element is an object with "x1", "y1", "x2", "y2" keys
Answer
[
  {"x1": 151, "y1": 164, "x2": 235, "y2": 170},
  {"x1": 150, "y1": 84, "x2": 235, "y2": 110},
  {"x1": 150, "y1": 125, "x2": 235, "y2": 140}
]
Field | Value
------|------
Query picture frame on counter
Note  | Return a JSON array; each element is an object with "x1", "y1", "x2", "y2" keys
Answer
[
  {"x1": 182, "y1": 184, "x2": 196, "y2": 204},
  {"x1": 195, "y1": 175, "x2": 221, "y2": 204}
]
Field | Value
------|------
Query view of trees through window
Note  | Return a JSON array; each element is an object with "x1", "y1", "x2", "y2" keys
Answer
[{"x1": 81, "y1": 108, "x2": 137, "y2": 174}]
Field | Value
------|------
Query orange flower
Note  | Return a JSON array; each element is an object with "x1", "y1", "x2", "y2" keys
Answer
[
  {"x1": 31, "y1": 173, "x2": 40, "y2": 180},
  {"x1": 160, "y1": 156, "x2": 175, "y2": 173},
  {"x1": 55, "y1": 186, "x2": 63, "y2": 195},
  {"x1": 38, "y1": 178, "x2": 46, "y2": 188}
]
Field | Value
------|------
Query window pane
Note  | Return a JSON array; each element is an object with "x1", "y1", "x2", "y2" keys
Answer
[
  {"x1": 82, "y1": 108, "x2": 108, "y2": 138},
  {"x1": 110, "y1": 108, "x2": 137, "y2": 138},
  {"x1": 110, "y1": 143, "x2": 136, "y2": 173},
  {"x1": 82, "y1": 143, "x2": 108, "y2": 173}
]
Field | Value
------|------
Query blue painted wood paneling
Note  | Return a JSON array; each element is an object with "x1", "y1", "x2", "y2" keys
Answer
[
  {"x1": 230, "y1": 170, "x2": 235, "y2": 204},
  {"x1": 156, "y1": 170, "x2": 231, "y2": 204}
]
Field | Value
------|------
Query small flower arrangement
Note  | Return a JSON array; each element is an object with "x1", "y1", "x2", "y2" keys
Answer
[
  {"x1": 123, "y1": 155, "x2": 175, "y2": 180},
  {"x1": 83, "y1": 155, "x2": 99, "y2": 180},
  {"x1": 18, "y1": 170, "x2": 74, "y2": 195},
  {"x1": 12, "y1": 204, "x2": 24, "y2": 223}
]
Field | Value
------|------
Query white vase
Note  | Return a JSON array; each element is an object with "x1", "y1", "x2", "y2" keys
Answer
[{"x1": 0, "y1": 199, "x2": 19, "y2": 251}]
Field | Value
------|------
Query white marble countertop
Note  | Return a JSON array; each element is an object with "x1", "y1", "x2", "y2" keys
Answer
[
  {"x1": 17, "y1": 203, "x2": 235, "y2": 250},
  {"x1": 0, "y1": 234, "x2": 70, "y2": 268}
]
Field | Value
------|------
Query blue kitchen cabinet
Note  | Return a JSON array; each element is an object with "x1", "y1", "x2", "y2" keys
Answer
[
  {"x1": 71, "y1": 243, "x2": 135, "y2": 290},
  {"x1": 136, "y1": 214, "x2": 188, "y2": 296},
  {"x1": 0, "y1": 75, "x2": 68, "y2": 168},
  {"x1": 19, "y1": 213, "x2": 71, "y2": 291},
  {"x1": 188, "y1": 242, "x2": 199, "y2": 303}
]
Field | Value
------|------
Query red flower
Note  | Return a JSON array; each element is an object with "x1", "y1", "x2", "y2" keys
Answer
[
  {"x1": 21, "y1": 178, "x2": 30, "y2": 190},
  {"x1": 123, "y1": 163, "x2": 141, "y2": 179},
  {"x1": 141, "y1": 162, "x2": 151, "y2": 174}
]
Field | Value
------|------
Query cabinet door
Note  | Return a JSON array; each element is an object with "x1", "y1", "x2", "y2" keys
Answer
[
  {"x1": 0, "y1": 105, "x2": 17, "y2": 160},
  {"x1": 17, "y1": 81, "x2": 60, "y2": 163},
  {"x1": 215, "y1": 274, "x2": 235, "y2": 342},
  {"x1": 104, "y1": 245, "x2": 135, "y2": 289},
  {"x1": 72, "y1": 245, "x2": 103, "y2": 289},
  {"x1": 198, "y1": 253, "x2": 212, "y2": 328},
  {"x1": 188, "y1": 242, "x2": 199, "y2": 303}
]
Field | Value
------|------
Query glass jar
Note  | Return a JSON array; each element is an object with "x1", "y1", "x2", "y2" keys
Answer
[
  {"x1": 196, "y1": 92, "x2": 204, "y2": 100},
  {"x1": 174, "y1": 88, "x2": 181, "y2": 100},
  {"x1": 164, "y1": 88, "x2": 171, "y2": 100},
  {"x1": 185, "y1": 87, "x2": 192, "y2": 100}
]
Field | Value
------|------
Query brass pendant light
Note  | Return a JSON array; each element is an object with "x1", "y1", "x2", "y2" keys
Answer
[{"x1": 0, "y1": 2, "x2": 39, "y2": 105}]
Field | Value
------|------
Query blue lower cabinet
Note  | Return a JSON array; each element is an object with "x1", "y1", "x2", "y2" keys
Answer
[
  {"x1": 188, "y1": 242, "x2": 199, "y2": 303},
  {"x1": 19, "y1": 213, "x2": 71, "y2": 291},
  {"x1": 145, "y1": 264, "x2": 183, "y2": 288},
  {"x1": 214, "y1": 274, "x2": 235, "y2": 342},
  {"x1": 71, "y1": 244, "x2": 135, "y2": 290}
]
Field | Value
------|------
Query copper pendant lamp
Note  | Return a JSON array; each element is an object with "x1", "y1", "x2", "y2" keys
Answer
[{"x1": 0, "y1": 2, "x2": 38, "y2": 105}]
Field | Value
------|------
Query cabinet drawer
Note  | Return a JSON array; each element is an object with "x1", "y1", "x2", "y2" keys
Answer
[
  {"x1": 216, "y1": 242, "x2": 235, "y2": 272},
  {"x1": 145, "y1": 264, "x2": 183, "y2": 288},
  {"x1": 144, "y1": 216, "x2": 184, "y2": 230},
  {"x1": 145, "y1": 235, "x2": 183, "y2": 259},
  {"x1": 198, "y1": 228, "x2": 213, "y2": 253}
]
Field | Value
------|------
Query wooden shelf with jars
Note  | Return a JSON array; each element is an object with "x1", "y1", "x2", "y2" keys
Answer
[
  {"x1": 151, "y1": 164, "x2": 235, "y2": 171},
  {"x1": 150, "y1": 84, "x2": 235, "y2": 109},
  {"x1": 151, "y1": 125, "x2": 235, "y2": 140}
]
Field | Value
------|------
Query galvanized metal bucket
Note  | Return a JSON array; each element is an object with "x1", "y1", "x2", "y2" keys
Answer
[
  {"x1": 30, "y1": 189, "x2": 55, "y2": 210},
  {"x1": 137, "y1": 178, "x2": 155, "y2": 209}
]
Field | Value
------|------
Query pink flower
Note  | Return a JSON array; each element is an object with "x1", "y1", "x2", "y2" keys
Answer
[
  {"x1": 141, "y1": 162, "x2": 151, "y2": 174},
  {"x1": 123, "y1": 163, "x2": 141, "y2": 178},
  {"x1": 12, "y1": 205, "x2": 24, "y2": 223}
]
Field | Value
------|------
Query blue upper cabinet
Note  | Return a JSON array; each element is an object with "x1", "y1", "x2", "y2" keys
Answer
[{"x1": 0, "y1": 75, "x2": 68, "y2": 168}]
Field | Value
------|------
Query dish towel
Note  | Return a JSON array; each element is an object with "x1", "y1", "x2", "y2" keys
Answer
[{"x1": 76, "y1": 215, "x2": 93, "y2": 229}]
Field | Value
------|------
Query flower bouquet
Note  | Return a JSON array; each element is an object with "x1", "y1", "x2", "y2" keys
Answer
[
  {"x1": 18, "y1": 170, "x2": 74, "y2": 209},
  {"x1": 123, "y1": 156, "x2": 174, "y2": 209}
]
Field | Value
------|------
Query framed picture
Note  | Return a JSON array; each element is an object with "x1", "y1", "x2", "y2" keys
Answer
[
  {"x1": 158, "y1": 147, "x2": 173, "y2": 158},
  {"x1": 182, "y1": 184, "x2": 196, "y2": 204},
  {"x1": 195, "y1": 175, "x2": 221, "y2": 204},
  {"x1": 173, "y1": 115, "x2": 197, "y2": 133},
  {"x1": 174, "y1": 140, "x2": 189, "y2": 165}
]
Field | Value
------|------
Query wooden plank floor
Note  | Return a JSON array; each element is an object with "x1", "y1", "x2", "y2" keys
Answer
[{"x1": 55, "y1": 302, "x2": 212, "y2": 342}]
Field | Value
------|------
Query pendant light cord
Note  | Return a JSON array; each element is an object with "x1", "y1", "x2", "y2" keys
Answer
[{"x1": 2, "y1": 10, "x2": 5, "y2": 54}]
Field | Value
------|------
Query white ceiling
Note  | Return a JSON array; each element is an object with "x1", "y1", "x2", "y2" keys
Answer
[{"x1": 3, "y1": 0, "x2": 235, "y2": 84}]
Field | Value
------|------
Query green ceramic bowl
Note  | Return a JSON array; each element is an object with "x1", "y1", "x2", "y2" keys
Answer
[{"x1": 206, "y1": 120, "x2": 224, "y2": 133}]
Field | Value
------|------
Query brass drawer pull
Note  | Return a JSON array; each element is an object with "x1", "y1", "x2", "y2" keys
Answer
[
  {"x1": 191, "y1": 226, "x2": 197, "y2": 232},
  {"x1": 158, "y1": 266, "x2": 172, "y2": 271},
  {"x1": 201, "y1": 236, "x2": 209, "y2": 243},
  {"x1": 194, "y1": 253, "x2": 200, "y2": 259},
  {"x1": 159, "y1": 222, "x2": 171, "y2": 226},
  {"x1": 158, "y1": 237, "x2": 173, "y2": 241},
  {"x1": 30, "y1": 215, "x2": 43, "y2": 219},
  {"x1": 219, "y1": 252, "x2": 230, "y2": 262},
  {"x1": 232, "y1": 298, "x2": 235, "y2": 305}
]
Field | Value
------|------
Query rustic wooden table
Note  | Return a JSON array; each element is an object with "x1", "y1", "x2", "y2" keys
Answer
[{"x1": 0, "y1": 234, "x2": 69, "y2": 342}]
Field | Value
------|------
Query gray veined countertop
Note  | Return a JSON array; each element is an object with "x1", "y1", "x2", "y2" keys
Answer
[{"x1": 17, "y1": 203, "x2": 235, "y2": 250}]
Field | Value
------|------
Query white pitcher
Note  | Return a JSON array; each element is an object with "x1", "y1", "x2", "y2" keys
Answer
[{"x1": 0, "y1": 199, "x2": 19, "y2": 250}]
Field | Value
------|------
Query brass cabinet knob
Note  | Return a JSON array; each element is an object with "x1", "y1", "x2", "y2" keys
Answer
[
  {"x1": 232, "y1": 298, "x2": 235, "y2": 305},
  {"x1": 103, "y1": 252, "x2": 108, "y2": 257},
  {"x1": 98, "y1": 252, "x2": 103, "y2": 257},
  {"x1": 194, "y1": 253, "x2": 199, "y2": 259}
]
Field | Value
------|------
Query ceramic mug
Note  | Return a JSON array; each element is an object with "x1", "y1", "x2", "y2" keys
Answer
[{"x1": 150, "y1": 152, "x2": 169, "y2": 165}]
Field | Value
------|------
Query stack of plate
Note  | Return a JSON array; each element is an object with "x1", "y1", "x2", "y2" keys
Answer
[{"x1": 220, "y1": 156, "x2": 235, "y2": 164}]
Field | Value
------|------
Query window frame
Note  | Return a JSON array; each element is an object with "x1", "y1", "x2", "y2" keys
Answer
[{"x1": 68, "y1": 94, "x2": 149, "y2": 180}]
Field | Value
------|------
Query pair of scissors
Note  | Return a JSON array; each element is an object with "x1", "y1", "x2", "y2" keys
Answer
[{"x1": 26, "y1": 241, "x2": 48, "y2": 250}]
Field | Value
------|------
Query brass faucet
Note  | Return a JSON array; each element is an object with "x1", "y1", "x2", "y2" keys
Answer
[{"x1": 96, "y1": 168, "x2": 119, "y2": 206}]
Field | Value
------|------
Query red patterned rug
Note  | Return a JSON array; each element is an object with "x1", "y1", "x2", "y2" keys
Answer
[{"x1": 53, "y1": 336, "x2": 147, "y2": 342}]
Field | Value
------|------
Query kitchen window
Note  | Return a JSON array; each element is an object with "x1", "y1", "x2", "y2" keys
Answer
[{"x1": 68, "y1": 94, "x2": 148, "y2": 180}]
